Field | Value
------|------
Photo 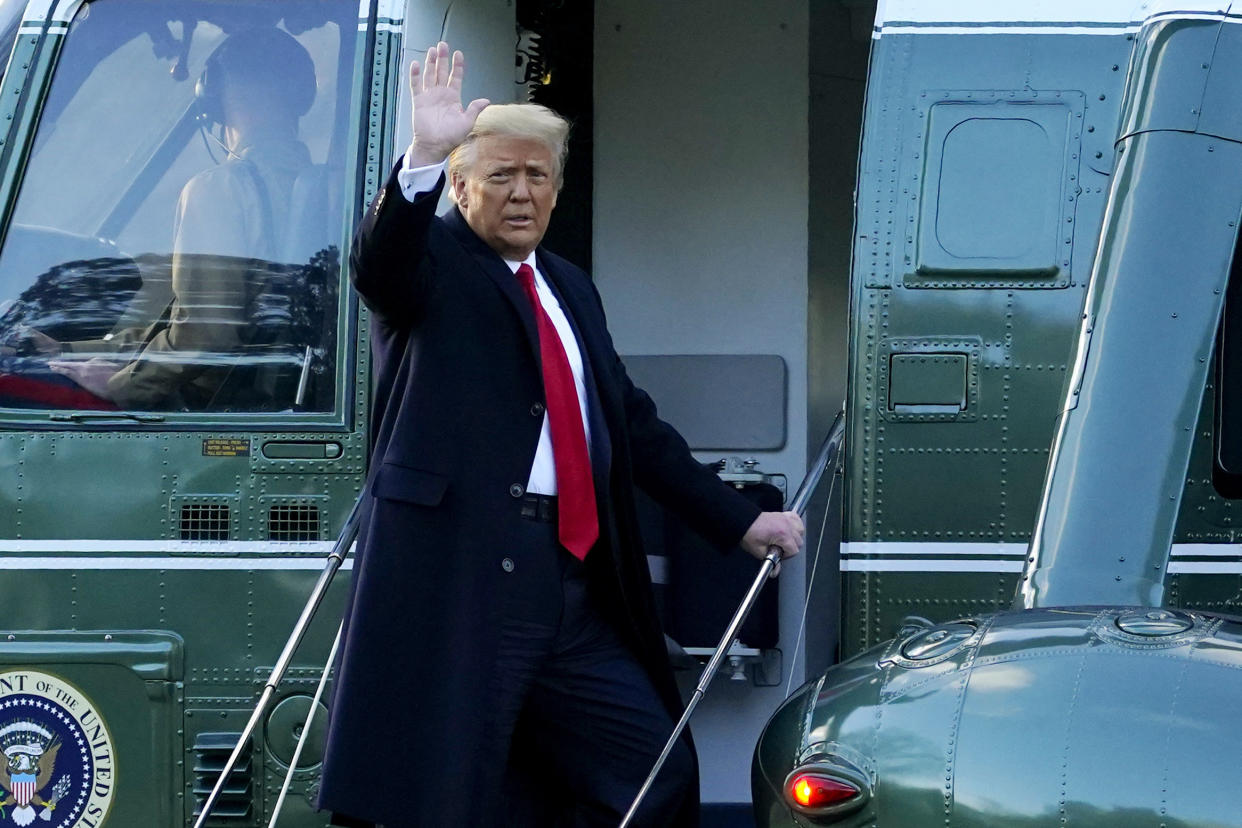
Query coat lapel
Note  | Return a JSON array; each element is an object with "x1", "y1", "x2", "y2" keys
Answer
[
  {"x1": 441, "y1": 208, "x2": 615, "y2": 481},
  {"x1": 442, "y1": 208, "x2": 540, "y2": 361}
]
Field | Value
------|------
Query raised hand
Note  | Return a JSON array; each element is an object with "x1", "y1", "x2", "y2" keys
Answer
[{"x1": 406, "y1": 42, "x2": 490, "y2": 167}]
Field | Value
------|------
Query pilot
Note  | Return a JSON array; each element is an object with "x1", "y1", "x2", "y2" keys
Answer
[{"x1": 37, "y1": 27, "x2": 316, "y2": 410}]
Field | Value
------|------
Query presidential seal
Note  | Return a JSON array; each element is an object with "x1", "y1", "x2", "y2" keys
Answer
[{"x1": 0, "y1": 672, "x2": 114, "y2": 828}]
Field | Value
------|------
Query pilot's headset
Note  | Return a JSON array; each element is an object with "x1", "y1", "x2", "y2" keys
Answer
[{"x1": 194, "y1": 28, "x2": 316, "y2": 128}]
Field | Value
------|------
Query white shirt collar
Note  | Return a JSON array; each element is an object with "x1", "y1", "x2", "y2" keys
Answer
[{"x1": 504, "y1": 252, "x2": 539, "y2": 275}]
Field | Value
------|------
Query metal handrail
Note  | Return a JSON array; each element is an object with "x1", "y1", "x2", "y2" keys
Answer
[
  {"x1": 192, "y1": 492, "x2": 363, "y2": 828},
  {"x1": 618, "y1": 410, "x2": 846, "y2": 827}
]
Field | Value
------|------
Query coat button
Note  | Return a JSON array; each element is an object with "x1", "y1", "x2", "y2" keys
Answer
[
  {"x1": 530, "y1": 402, "x2": 545, "y2": 417},
  {"x1": 509, "y1": 483, "x2": 525, "y2": 498},
  {"x1": 501, "y1": 557, "x2": 515, "y2": 572}
]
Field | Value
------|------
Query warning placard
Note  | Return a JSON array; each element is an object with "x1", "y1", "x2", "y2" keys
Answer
[{"x1": 203, "y1": 438, "x2": 251, "y2": 457}]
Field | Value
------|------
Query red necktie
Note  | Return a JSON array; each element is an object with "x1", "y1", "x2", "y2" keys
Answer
[{"x1": 515, "y1": 263, "x2": 599, "y2": 559}]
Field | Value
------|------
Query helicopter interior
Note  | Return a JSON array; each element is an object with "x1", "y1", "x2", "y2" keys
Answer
[{"x1": 0, "y1": 0, "x2": 359, "y2": 413}]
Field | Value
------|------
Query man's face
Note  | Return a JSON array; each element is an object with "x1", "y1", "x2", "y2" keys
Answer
[{"x1": 453, "y1": 135, "x2": 558, "y2": 261}]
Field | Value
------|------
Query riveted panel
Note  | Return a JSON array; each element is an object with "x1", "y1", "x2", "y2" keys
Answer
[
  {"x1": 1119, "y1": 17, "x2": 1222, "y2": 140},
  {"x1": 858, "y1": 33, "x2": 915, "y2": 290},
  {"x1": 874, "y1": 448, "x2": 1005, "y2": 540},
  {"x1": 879, "y1": 337, "x2": 981, "y2": 422},
  {"x1": 906, "y1": 91, "x2": 1083, "y2": 289},
  {"x1": 889, "y1": 353, "x2": 967, "y2": 411},
  {"x1": 843, "y1": 572, "x2": 1020, "y2": 653},
  {"x1": 843, "y1": 24, "x2": 1129, "y2": 659}
]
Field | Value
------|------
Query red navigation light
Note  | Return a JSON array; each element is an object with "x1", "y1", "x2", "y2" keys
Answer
[{"x1": 787, "y1": 772, "x2": 860, "y2": 809}]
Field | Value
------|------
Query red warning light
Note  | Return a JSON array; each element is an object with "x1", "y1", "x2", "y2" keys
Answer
[{"x1": 787, "y1": 772, "x2": 860, "y2": 809}]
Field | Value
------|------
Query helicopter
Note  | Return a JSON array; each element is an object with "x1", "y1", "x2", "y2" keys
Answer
[
  {"x1": 0, "y1": 0, "x2": 856, "y2": 824},
  {"x1": 8, "y1": 0, "x2": 1230, "y2": 824},
  {"x1": 753, "y1": 1, "x2": 1242, "y2": 825}
]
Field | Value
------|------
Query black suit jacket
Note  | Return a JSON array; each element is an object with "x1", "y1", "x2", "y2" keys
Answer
[{"x1": 319, "y1": 163, "x2": 760, "y2": 826}]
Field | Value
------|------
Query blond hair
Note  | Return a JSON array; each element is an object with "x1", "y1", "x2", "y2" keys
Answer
[{"x1": 447, "y1": 103, "x2": 570, "y2": 202}]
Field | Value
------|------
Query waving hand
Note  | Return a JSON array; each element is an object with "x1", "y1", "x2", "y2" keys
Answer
[{"x1": 405, "y1": 42, "x2": 490, "y2": 167}]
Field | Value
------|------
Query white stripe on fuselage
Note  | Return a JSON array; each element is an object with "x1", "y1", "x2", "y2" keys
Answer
[
  {"x1": 840, "y1": 542, "x2": 1242, "y2": 573},
  {"x1": 0, "y1": 540, "x2": 1238, "y2": 574},
  {"x1": 840, "y1": 558, "x2": 1025, "y2": 572},
  {"x1": 0, "y1": 556, "x2": 352, "y2": 570},
  {"x1": 0, "y1": 539, "x2": 337, "y2": 553},
  {"x1": 0, "y1": 539, "x2": 351, "y2": 569}
]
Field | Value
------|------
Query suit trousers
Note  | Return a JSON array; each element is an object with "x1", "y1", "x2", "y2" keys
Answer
[
  {"x1": 331, "y1": 505, "x2": 694, "y2": 828},
  {"x1": 486, "y1": 509, "x2": 694, "y2": 828}
]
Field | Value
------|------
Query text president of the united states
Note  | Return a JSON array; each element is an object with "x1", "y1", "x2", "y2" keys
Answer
[{"x1": 319, "y1": 41, "x2": 805, "y2": 828}]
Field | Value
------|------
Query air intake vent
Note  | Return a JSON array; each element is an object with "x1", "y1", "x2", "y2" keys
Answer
[
  {"x1": 180, "y1": 504, "x2": 231, "y2": 541},
  {"x1": 268, "y1": 505, "x2": 322, "y2": 541},
  {"x1": 191, "y1": 732, "x2": 253, "y2": 822}
]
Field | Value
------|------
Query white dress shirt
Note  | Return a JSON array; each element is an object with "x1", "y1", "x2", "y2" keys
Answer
[{"x1": 397, "y1": 156, "x2": 592, "y2": 495}]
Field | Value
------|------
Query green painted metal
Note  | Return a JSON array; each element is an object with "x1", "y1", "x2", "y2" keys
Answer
[
  {"x1": 757, "y1": 8, "x2": 1242, "y2": 828},
  {"x1": 843, "y1": 23, "x2": 1137, "y2": 652},
  {"x1": 0, "y1": 21, "x2": 66, "y2": 259},
  {"x1": 1020, "y1": 97, "x2": 1242, "y2": 606},
  {"x1": 840, "y1": 12, "x2": 1242, "y2": 653},
  {"x1": 0, "y1": 0, "x2": 402, "y2": 824},
  {"x1": 756, "y1": 608, "x2": 1242, "y2": 827}
]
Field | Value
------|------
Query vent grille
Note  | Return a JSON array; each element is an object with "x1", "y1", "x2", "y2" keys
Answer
[
  {"x1": 268, "y1": 505, "x2": 322, "y2": 541},
  {"x1": 180, "y1": 504, "x2": 231, "y2": 541},
  {"x1": 191, "y1": 732, "x2": 253, "y2": 822}
]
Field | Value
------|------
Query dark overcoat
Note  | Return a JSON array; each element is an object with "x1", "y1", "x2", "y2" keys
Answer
[{"x1": 318, "y1": 163, "x2": 760, "y2": 826}]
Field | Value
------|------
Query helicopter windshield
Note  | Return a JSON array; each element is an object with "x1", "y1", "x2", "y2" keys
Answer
[{"x1": 0, "y1": 0, "x2": 357, "y2": 414}]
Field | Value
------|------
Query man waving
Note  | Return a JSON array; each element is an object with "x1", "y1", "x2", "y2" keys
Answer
[{"x1": 320, "y1": 42, "x2": 804, "y2": 828}]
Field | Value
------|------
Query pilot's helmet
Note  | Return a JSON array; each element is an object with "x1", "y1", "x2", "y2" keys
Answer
[{"x1": 195, "y1": 28, "x2": 316, "y2": 126}]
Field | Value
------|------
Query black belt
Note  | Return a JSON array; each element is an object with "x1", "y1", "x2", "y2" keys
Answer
[{"x1": 520, "y1": 493, "x2": 558, "y2": 523}]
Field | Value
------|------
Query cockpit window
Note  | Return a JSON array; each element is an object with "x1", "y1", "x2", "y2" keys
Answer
[{"x1": 0, "y1": 0, "x2": 357, "y2": 414}]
